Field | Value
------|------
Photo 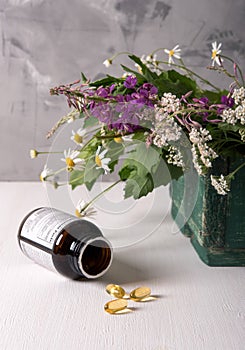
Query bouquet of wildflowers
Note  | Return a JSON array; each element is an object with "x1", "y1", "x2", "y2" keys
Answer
[{"x1": 31, "y1": 42, "x2": 245, "y2": 218}]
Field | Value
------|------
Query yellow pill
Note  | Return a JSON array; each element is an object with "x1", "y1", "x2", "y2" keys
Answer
[
  {"x1": 104, "y1": 299, "x2": 129, "y2": 314},
  {"x1": 106, "y1": 284, "x2": 126, "y2": 299},
  {"x1": 130, "y1": 286, "x2": 151, "y2": 301}
]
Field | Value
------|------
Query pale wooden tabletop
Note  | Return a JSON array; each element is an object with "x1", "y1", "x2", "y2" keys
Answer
[{"x1": 0, "y1": 182, "x2": 244, "y2": 350}]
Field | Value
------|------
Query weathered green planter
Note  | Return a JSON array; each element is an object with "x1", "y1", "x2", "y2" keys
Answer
[{"x1": 171, "y1": 156, "x2": 245, "y2": 266}]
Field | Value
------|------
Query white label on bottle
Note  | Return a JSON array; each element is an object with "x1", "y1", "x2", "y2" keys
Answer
[
  {"x1": 20, "y1": 240, "x2": 56, "y2": 272},
  {"x1": 20, "y1": 207, "x2": 79, "y2": 249}
]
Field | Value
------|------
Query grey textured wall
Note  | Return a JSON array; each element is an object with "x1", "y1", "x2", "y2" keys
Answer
[{"x1": 0, "y1": 0, "x2": 244, "y2": 180}]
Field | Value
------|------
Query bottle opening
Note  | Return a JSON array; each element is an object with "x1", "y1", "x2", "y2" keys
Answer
[{"x1": 78, "y1": 238, "x2": 113, "y2": 278}]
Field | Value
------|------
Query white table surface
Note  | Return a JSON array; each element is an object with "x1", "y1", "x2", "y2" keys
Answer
[{"x1": 0, "y1": 182, "x2": 244, "y2": 350}]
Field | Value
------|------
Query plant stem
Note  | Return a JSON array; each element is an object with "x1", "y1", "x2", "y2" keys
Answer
[
  {"x1": 68, "y1": 91, "x2": 117, "y2": 103},
  {"x1": 149, "y1": 48, "x2": 166, "y2": 56},
  {"x1": 78, "y1": 134, "x2": 98, "y2": 153},
  {"x1": 230, "y1": 161, "x2": 245, "y2": 178},
  {"x1": 82, "y1": 179, "x2": 122, "y2": 211},
  {"x1": 110, "y1": 51, "x2": 132, "y2": 60},
  {"x1": 39, "y1": 151, "x2": 63, "y2": 155},
  {"x1": 96, "y1": 132, "x2": 133, "y2": 140},
  {"x1": 209, "y1": 64, "x2": 241, "y2": 88},
  {"x1": 51, "y1": 167, "x2": 67, "y2": 176},
  {"x1": 170, "y1": 107, "x2": 218, "y2": 117},
  {"x1": 220, "y1": 55, "x2": 245, "y2": 87}
]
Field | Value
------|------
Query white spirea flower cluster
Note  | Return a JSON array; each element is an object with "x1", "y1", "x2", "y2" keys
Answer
[
  {"x1": 232, "y1": 86, "x2": 245, "y2": 105},
  {"x1": 239, "y1": 129, "x2": 245, "y2": 142},
  {"x1": 159, "y1": 93, "x2": 181, "y2": 114},
  {"x1": 189, "y1": 128, "x2": 218, "y2": 175},
  {"x1": 221, "y1": 87, "x2": 245, "y2": 125},
  {"x1": 166, "y1": 146, "x2": 184, "y2": 168},
  {"x1": 210, "y1": 174, "x2": 230, "y2": 195},
  {"x1": 152, "y1": 109, "x2": 182, "y2": 147},
  {"x1": 152, "y1": 120, "x2": 181, "y2": 147},
  {"x1": 221, "y1": 109, "x2": 237, "y2": 125},
  {"x1": 235, "y1": 104, "x2": 245, "y2": 124},
  {"x1": 149, "y1": 93, "x2": 183, "y2": 147},
  {"x1": 189, "y1": 127, "x2": 212, "y2": 144}
]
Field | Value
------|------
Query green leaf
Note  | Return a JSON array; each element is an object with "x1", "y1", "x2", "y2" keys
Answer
[
  {"x1": 128, "y1": 55, "x2": 159, "y2": 83},
  {"x1": 118, "y1": 143, "x2": 184, "y2": 199},
  {"x1": 119, "y1": 164, "x2": 135, "y2": 181},
  {"x1": 105, "y1": 140, "x2": 125, "y2": 172},
  {"x1": 127, "y1": 142, "x2": 162, "y2": 172},
  {"x1": 218, "y1": 123, "x2": 245, "y2": 132},
  {"x1": 69, "y1": 137, "x2": 100, "y2": 190},
  {"x1": 69, "y1": 170, "x2": 85, "y2": 190},
  {"x1": 152, "y1": 157, "x2": 183, "y2": 188},
  {"x1": 83, "y1": 116, "x2": 99, "y2": 128},
  {"x1": 78, "y1": 111, "x2": 86, "y2": 119},
  {"x1": 119, "y1": 142, "x2": 162, "y2": 199},
  {"x1": 83, "y1": 157, "x2": 103, "y2": 190},
  {"x1": 81, "y1": 71, "x2": 88, "y2": 83},
  {"x1": 132, "y1": 131, "x2": 148, "y2": 142},
  {"x1": 69, "y1": 157, "x2": 102, "y2": 191},
  {"x1": 79, "y1": 137, "x2": 98, "y2": 160},
  {"x1": 124, "y1": 172, "x2": 154, "y2": 199},
  {"x1": 154, "y1": 70, "x2": 197, "y2": 97},
  {"x1": 89, "y1": 75, "x2": 122, "y2": 88}
]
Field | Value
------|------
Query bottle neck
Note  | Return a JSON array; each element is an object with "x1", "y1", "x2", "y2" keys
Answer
[{"x1": 74, "y1": 237, "x2": 113, "y2": 279}]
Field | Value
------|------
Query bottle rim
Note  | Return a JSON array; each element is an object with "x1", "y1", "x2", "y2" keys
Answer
[{"x1": 78, "y1": 237, "x2": 113, "y2": 279}]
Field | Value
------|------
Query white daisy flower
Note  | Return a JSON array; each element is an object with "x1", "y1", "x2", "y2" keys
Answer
[
  {"x1": 122, "y1": 134, "x2": 134, "y2": 142},
  {"x1": 40, "y1": 165, "x2": 53, "y2": 181},
  {"x1": 95, "y1": 146, "x2": 111, "y2": 174},
  {"x1": 75, "y1": 199, "x2": 97, "y2": 218},
  {"x1": 211, "y1": 42, "x2": 223, "y2": 66},
  {"x1": 164, "y1": 45, "x2": 181, "y2": 66},
  {"x1": 135, "y1": 62, "x2": 143, "y2": 74},
  {"x1": 30, "y1": 149, "x2": 38, "y2": 158},
  {"x1": 103, "y1": 59, "x2": 112, "y2": 68},
  {"x1": 71, "y1": 128, "x2": 86, "y2": 146},
  {"x1": 61, "y1": 148, "x2": 84, "y2": 171},
  {"x1": 113, "y1": 134, "x2": 134, "y2": 143}
]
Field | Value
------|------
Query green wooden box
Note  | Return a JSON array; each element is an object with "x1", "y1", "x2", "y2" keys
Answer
[{"x1": 170, "y1": 156, "x2": 245, "y2": 266}]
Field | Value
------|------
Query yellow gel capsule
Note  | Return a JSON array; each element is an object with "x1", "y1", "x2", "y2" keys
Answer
[
  {"x1": 104, "y1": 299, "x2": 129, "y2": 314},
  {"x1": 130, "y1": 286, "x2": 151, "y2": 301},
  {"x1": 106, "y1": 284, "x2": 126, "y2": 299}
]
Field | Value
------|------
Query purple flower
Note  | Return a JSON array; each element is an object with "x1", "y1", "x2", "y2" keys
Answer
[
  {"x1": 116, "y1": 94, "x2": 133, "y2": 103},
  {"x1": 192, "y1": 97, "x2": 209, "y2": 107},
  {"x1": 215, "y1": 95, "x2": 235, "y2": 115},
  {"x1": 89, "y1": 81, "x2": 158, "y2": 133},
  {"x1": 90, "y1": 100, "x2": 143, "y2": 133},
  {"x1": 142, "y1": 83, "x2": 158, "y2": 95},
  {"x1": 221, "y1": 95, "x2": 234, "y2": 108},
  {"x1": 124, "y1": 75, "x2": 137, "y2": 89},
  {"x1": 96, "y1": 87, "x2": 109, "y2": 98},
  {"x1": 109, "y1": 84, "x2": 116, "y2": 94},
  {"x1": 129, "y1": 83, "x2": 158, "y2": 107},
  {"x1": 188, "y1": 96, "x2": 222, "y2": 123}
]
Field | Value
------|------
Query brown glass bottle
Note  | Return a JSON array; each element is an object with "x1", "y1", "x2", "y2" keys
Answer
[{"x1": 18, "y1": 207, "x2": 113, "y2": 280}]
